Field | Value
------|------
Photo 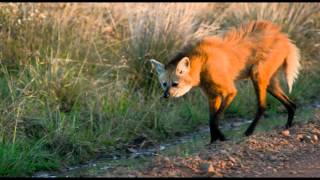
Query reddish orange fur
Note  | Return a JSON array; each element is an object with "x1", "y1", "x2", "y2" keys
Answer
[
  {"x1": 184, "y1": 21, "x2": 298, "y2": 98},
  {"x1": 165, "y1": 20, "x2": 300, "y2": 142}
]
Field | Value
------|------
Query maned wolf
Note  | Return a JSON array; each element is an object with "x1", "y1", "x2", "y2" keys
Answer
[{"x1": 150, "y1": 20, "x2": 300, "y2": 143}]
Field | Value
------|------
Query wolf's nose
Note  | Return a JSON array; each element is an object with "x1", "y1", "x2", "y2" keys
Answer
[{"x1": 163, "y1": 90, "x2": 170, "y2": 98}]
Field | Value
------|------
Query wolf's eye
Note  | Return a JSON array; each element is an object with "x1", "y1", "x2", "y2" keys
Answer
[
  {"x1": 162, "y1": 82, "x2": 167, "y2": 87},
  {"x1": 172, "y1": 82, "x2": 178, "y2": 87}
]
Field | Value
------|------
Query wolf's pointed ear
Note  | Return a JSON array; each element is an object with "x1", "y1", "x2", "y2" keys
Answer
[
  {"x1": 176, "y1": 57, "x2": 190, "y2": 75},
  {"x1": 149, "y1": 59, "x2": 165, "y2": 75}
]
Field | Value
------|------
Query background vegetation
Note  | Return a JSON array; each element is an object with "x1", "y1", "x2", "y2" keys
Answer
[{"x1": 0, "y1": 3, "x2": 319, "y2": 176}]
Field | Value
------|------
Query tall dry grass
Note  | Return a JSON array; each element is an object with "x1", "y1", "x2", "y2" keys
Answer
[
  {"x1": 121, "y1": 3, "x2": 223, "y2": 93},
  {"x1": 224, "y1": 3, "x2": 320, "y2": 48}
]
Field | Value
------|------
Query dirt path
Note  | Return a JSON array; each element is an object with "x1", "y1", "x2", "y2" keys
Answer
[
  {"x1": 268, "y1": 149, "x2": 320, "y2": 177},
  {"x1": 101, "y1": 110, "x2": 320, "y2": 177},
  {"x1": 33, "y1": 106, "x2": 320, "y2": 178}
]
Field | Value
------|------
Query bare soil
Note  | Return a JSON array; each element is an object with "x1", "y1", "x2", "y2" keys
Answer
[{"x1": 102, "y1": 110, "x2": 320, "y2": 177}]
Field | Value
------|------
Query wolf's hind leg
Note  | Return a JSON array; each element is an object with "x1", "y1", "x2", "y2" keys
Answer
[
  {"x1": 244, "y1": 67, "x2": 269, "y2": 136},
  {"x1": 267, "y1": 74, "x2": 296, "y2": 128}
]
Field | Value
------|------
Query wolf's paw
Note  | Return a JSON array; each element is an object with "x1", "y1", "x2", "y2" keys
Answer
[{"x1": 244, "y1": 129, "x2": 253, "y2": 137}]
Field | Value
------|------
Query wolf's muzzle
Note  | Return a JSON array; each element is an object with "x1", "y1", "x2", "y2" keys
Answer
[{"x1": 163, "y1": 88, "x2": 170, "y2": 98}]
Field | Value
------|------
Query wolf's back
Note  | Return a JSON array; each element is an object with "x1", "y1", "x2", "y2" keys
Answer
[{"x1": 223, "y1": 20, "x2": 281, "y2": 43}]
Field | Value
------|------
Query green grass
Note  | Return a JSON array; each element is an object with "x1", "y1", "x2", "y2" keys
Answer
[
  {"x1": 0, "y1": 139, "x2": 60, "y2": 176},
  {"x1": 0, "y1": 3, "x2": 319, "y2": 176}
]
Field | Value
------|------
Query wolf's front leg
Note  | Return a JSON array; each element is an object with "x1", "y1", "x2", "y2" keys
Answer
[
  {"x1": 208, "y1": 96, "x2": 226, "y2": 143},
  {"x1": 208, "y1": 91, "x2": 237, "y2": 143}
]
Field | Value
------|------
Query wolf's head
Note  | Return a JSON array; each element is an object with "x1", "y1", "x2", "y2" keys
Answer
[{"x1": 149, "y1": 57, "x2": 194, "y2": 98}]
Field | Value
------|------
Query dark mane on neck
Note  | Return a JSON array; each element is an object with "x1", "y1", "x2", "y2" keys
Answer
[{"x1": 165, "y1": 39, "x2": 202, "y2": 69}]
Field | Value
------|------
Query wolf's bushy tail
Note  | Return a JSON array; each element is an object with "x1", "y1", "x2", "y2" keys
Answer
[{"x1": 284, "y1": 42, "x2": 301, "y2": 94}]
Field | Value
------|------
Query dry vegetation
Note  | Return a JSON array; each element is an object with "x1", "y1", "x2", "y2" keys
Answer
[{"x1": 0, "y1": 3, "x2": 319, "y2": 176}]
